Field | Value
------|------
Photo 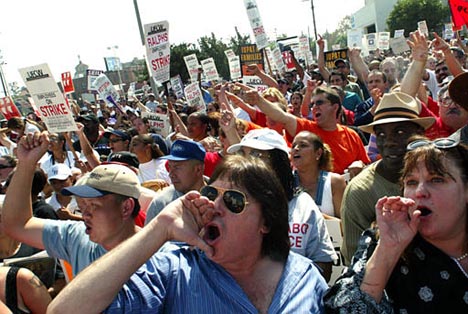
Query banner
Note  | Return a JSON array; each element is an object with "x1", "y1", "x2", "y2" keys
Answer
[
  {"x1": 141, "y1": 112, "x2": 170, "y2": 137},
  {"x1": 200, "y1": 58, "x2": 219, "y2": 82},
  {"x1": 239, "y1": 44, "x2": 264, "y2": 76},
  {"x1": 61, "y1": 72, "x2": 74, "y2": 94},
  {"x1": 449, "y1": 0, "x2": 468, "y2": 30},
  {"x1": 184, "y1": 82, "x2": 205, "y2": 112},
  {"x1": 0, "y1": 97, "x2": 21, "y2": 120},
  {"x1": 244, "y1": 0, "x2": 268, "y2": 49},
  {"x1": 144, "y1": 21, "x2": 170, "y2": 84},
  {"x1": 19, "y1": 63, "x2": 77, "y2": 133},
  {"x1": 87, "y1": 69, "x2": 104, "y2": 91},
  {"x1": 324, "y1": 49, "x2": 348, "y2": 70},
  {"x1": 184, "y1": 54, "x2": 200, "y2": 83}
]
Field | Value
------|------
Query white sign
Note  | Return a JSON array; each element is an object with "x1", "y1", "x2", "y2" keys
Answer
[
  {"x1": 93, "y1": 74, "x2": 122, "y2": 112},
  {"x1": 378, "y1": 32, "x2": 390, "y2": 50},
  {"x1": 242, "y1": 75, "x2": 268, "y2": 94},
  {"x1": 444, "y1": 23, "x2": 454, "y2": 40},
  {"x1": 201, "y1": 58, "x2": 219, "y2": 82},
  {"x1": 184, "y1": 82, "x2": 205, "y2": 112},
  {"x1": 19, "y1": 63, "x2": 77, "y2": 133},
  {"x1": 141, "y1": 112, "x2": 171, "y2": 137},
  {"x1": 347, "y1": 29, "x2": 363, "y2": 48},
  {"x1": 394, "y1": 29, "x2": 405, "y2": 38},
  {"x1": 144, "y1": 20, "x2": 170, "y2": 84},
  {"x1": 299, "y1": 36, "x2": 309, "y2": 53},
  {"x1": 272, "y1": 47, "x2": 286, "y2": 74},
  {"x1": 228, "y1": 56, "x2": 242, "y2": 80},
  {"x1": 390, "y1": 37, "x2": 411, "y2": 55},
  {"x1": 366, "y1": 33, "x2": 377, "y2": 51},
  {"x1": 87, "y1": 69, "x2": 104, "y2": 91},
  {"x1": 224, "y1": 49, "x2": 236, "y2": 59},
  {"x1": 170, "y1": 75, "x2": 184, "y2": 99},
  {"x1": 332, "y1": 44, "x2": 341, "y2": 51},
  {"x1": 244, "y1": 0, "x2": 268, "y2": 50},
  {"x1": 184, "y1": 54, "x2": 200, "y2": 83},
  {"x1": 418, "y1": 20, "x2": 429, "y2": 37}
]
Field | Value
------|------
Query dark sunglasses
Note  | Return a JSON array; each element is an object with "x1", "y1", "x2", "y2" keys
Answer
[
  {"x1": 200, "y1": 185, "x2": 249, "y2": 214},
  {"x1": 311, "y1": 99, "x2": 329, "y2": 107},
  {"x1": 0, "y1": 164, "x2": 13, "y2": 170},
  {"x1": 407, "y1": 137, "x2": 458, "y2": 151}
]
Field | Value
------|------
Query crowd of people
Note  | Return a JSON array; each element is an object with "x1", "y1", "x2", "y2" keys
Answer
[{"x1": 0, "y1": 28, "x2": 465, "y2": 313}]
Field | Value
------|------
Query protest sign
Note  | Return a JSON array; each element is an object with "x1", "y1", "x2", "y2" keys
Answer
[
  {"x1": 244, "y1": 0, "x2": 268, "y2": 49},
  {"x1": 394, "y1": 29, "x2": 405, "y2": 38},
  {"x1": 347, "y1": 29, "x2": 363, "y2": 48},
  {"x1": 184, "y1": 54, "x2": 201, "y2": 83},
  {"x1": 272, "y1": 47, "x2": 286, "y2": 74},
  {"x1": 224, "y1": 49, "x2": 236, "y2": 59},
  {"x1": 184, "y1": 82, "x2": 205, "y2": 112},
  {"x1": 87, "y1": 69, "x2": 104, "y2": 91},
  {"x1": 378, "y1": 32, "x2": 390, "y2": 50},
  {"x1": 282, "y1": 50, "x2": 295, "y2": 70},
  {"x1": 92, "y1": 74, "x2": 123, "y2": 113},
  {"x1": 170, "y1": 75, "x2": 184, "y2": 99},
  {"x1": 201, "y1": 58, "x2": 220, "y2": 82},
  {"x1": 19, "y1": 63, "x2": 77, "y2": 133},
  {"x1": 299, "y1": 36, "x2": 310, "y2": 53},
  {"x1": 449, "y1": 0, "x2": 468, "y2": 30},
  {"x1": 61, "y1": 72, "x2": 74, "y2": 94},
  {"x1": 444, "y1": 23, "x2": 454, "y2": 40},
  {"x1": 366, "y1": 33, "x2": 377, "y2": 51},
  {"x1": 332, "y1": 44, "x2": 341, "y2": 51},
  {"x1": 228, "y1": 56, "x2": 242, "y2": 80},
  {"x1": 141, "y1": 111, "x2": 171, "y2": 137},
  {"x1": 127, "y1": 82, "x2": 136, "y2": 98},
  {"x1": 324, "y1": 49, "x2": 348, "y2": 69},
  {"x1": 0, "y1": 97, "x2": 21, "y2": 120},
  {"x1": 144, "y1": 21, "x2": 170, "y2": 84},
  {"x1": 418, "y1": 20, "x2": 429, "y2": 37},
  {"x1": 390, "y1": 37, "x2": 411, "y2": 55},
  {"x1": 239, "y1": 44, "x2": 264, "y2": 76},
  {"x1": 242, "y1": 75, "x2": 268, "y2": 94}
]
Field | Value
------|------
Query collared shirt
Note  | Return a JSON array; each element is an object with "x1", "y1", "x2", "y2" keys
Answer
[{"x1": 105, "y1": 248, "x2": 327, "y2": 313}]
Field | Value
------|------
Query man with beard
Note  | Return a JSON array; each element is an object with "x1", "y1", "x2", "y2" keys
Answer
[
  {"x1": 2, "y1": 131, "x2": 142, "y2": 277},
  {"x1": 340, "y1": 92, "x2": 435, "y2": 265}
]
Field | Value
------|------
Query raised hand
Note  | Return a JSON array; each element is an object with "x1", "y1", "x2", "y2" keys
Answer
[
  {"x1": 407, "y1": 30, "x2": 428, "y2": 62},
  {"x1": 16, "y1": 131, "x2": 49, "y2": 164}
]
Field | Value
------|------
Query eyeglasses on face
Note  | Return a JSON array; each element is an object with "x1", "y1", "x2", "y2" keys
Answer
[
  {"x1": 0, "y1": 164, "x2": 13, "y2": 170},
  {"x1": 200, "y1": 185, "x2": 249, "y2": 214},
  {"x1": 311, "y1": 99, "x2": 330, "y2": 107},
  {"x1": 407, "y1": 137, "x2": 459, "y2": 151}
]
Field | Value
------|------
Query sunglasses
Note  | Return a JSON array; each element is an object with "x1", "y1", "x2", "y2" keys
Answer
[
  {"x1": 407, "y1": 137, "x2": 458, "y2": 151},
  {"x1": 311, "y1": 99, "x2": 330, "y2": 107},
  {"x1": 0, "y1": 164, "x2": 13, "y2": 170},
  {"x1": 200, "y1": 185, "x2": 249, "y2": 214}
]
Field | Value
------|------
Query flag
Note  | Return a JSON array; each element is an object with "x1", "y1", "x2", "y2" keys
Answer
[{"x1": 449, "y1": 0, "x2": 468, "y2": 30}]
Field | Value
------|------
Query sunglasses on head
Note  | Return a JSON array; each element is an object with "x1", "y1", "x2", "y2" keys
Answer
[
  {"x1": 407, "y1": 137, "x2": 459, "y2": 151},
  {"x1": 200, "y1": 185, "x2": 249, "y2": 214}
]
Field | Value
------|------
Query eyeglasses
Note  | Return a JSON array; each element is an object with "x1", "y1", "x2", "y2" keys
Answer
[
  {"x1": 109, "y1": 138, "x2": 124, "y2": 143},
  {"x1": 200, "y1": 185, "x2": 249, "y2": 214},
  {"x1": 435, "y1": 66, "x2": 448, "y2": 74},
  {"x1": 0, "y1": 164, "x2": 13, "y2": 170},
  {"x1": 311, "y1": 99, "x2": 330, "y2": 107},
  {"x1": 407, "y1": 137, "x2": 459, "y2": 151}
]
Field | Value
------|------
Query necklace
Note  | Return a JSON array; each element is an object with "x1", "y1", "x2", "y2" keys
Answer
[{"x1": 454, "y1": 252, "x2": 468, "y2": 262}]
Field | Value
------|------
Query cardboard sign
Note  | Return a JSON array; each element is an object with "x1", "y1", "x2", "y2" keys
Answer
[
  {"x1": 19, "y1": 63, "x2": 77, "y2": 133},
  {"x1": 141, "y1": 111, "x2": 170, "y2": 137},
  {"x1": 347, "y1": 29, "x2": 363, "y2": 48},
  {"x1": 244, "y1": 0, "x2": 268, "y2": 50},
  {"x1": 201, "y1": 58, "x2": 219, "y2": 82},
  {"x1": 242, "y1": 75, "x2": 268, "y2": 94},
  {"x1": 324, "y1": 49, "x2": 348, "y2": 69},
  {"x1": 184, "y1": 82, "x2": 205, "y2": 112},
  {"x1": 390, "y1": 37, "x2": 411, "y2": 55},
  {"x1": 170, "y1": 75, "x2": 184, "y2": 99},
  {"x1": 87, "y1": 69, "x2": 104, "y2": 91},
  {"x1": 0, "y1": 97, "x2": 21, "y2": 120},
  {"x1": 239, "y1": 44, "x2": 264, "y2": 76},
  {"x1": 228, "y1": 56, "x2": 242, "y2": 80},
  {"x1": 61, "y1": 72, "x2": 74, "y2": 94},
  {"x1": 378, "y1": 32, "x2": 390, "y2": 50},
  {"x1": 144, "y1": 21, "x2": 170, "y2": 84},
  {"x1": 184, "y1": 54, "x2": 200, "y2": 83}
]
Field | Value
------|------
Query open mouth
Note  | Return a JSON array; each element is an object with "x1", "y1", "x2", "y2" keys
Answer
[
  {"x1": 207, "y1": 225, "x2": 220, "y2": 241},
  {"x1": 418, "y1": 206, "x2": 432, "y2": 217}
]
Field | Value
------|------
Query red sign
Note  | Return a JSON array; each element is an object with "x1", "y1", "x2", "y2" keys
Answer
[
  {"x1": 282, "y1": 51, "x2": 295, "y2": 70},
  {"x1": 61, "y1": 71, "x2": 75, "y2": 93},
  {"x1": 0, "y1": 97, "x2": 21, "y2": 120},
  {"x1": 449, "y1": 0, "x2": 468, "y2": 30}
]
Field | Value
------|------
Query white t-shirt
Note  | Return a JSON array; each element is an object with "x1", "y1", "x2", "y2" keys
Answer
[
  {"x1": 46, "y1": 193, "x2": 81, "y2": 215},
  {"x1": 138, "y1": 158, "x2": 171, "y2": 184}
]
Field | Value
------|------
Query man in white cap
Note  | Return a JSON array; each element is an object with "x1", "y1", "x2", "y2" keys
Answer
[
  {"x1": 3, "y1": 132, "x2": 142, "y2": 277},
  {"x1": 341, "y1": 92, "x2": 435, "y2": 264}
]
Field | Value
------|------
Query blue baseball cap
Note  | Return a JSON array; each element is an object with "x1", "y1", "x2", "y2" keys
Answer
[
  {"x1": 104, "y1": 129, "x2": 130, "y2": 141},
  {"x1": 160, "y1": 140, "x2": 206, "y2": 162}
]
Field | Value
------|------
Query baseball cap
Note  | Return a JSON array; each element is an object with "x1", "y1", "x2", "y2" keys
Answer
[
  {"x1": 160, "y1": 140, "x2": 206, "y2": 162},
  {"x1": 47, "y1": 164, "x2": 72, "y2": 182},
  {"x1": 107, "y1": 151, "x2": 140, "y2": 169},
  {"x1": 104, "y1": 129, "x2": 130, "y2": 141},
  {"x1": 61, "y1": 164, "x2": 141, "y2": 199},
  {"x1": 227, "y1": 128, "x2": 289, "y2": 155},
  {"x1": 448, "y1": 72, "x2": 468, "y2": 110},
  {"x1": 334, "y1": 59, "x2": 349, "y2": 67},
  {"x1": 77, "y1": 114, "x2": 99, "y2": 124}
]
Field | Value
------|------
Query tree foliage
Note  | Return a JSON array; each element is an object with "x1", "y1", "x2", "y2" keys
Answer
[{"x1": 387, "y1": 0, "x2": 450, "y2": 38}]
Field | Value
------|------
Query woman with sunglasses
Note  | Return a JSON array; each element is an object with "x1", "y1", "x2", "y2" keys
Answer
[
  {"x1": 47, "y1": 155, "x2": 328, "y2": 313},
  {"x1": 325, "y1": 137, "x2": 468, "y2": 313},
  {"x1": 130, "y1": 134, "x2": 170, "y2": 184},
  {"x1": 227, "y1": 128, "x2": 337, "y2": 282}
]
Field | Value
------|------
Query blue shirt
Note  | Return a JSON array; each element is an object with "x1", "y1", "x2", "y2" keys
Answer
[
  {"x1": 105, "y1": 248, "x2": 327, "y2": 313},
  {"x1": 354, "y1": 97, "x2": 375, "y2": 126}
]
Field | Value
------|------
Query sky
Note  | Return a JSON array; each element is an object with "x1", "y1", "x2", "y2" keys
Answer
[{"x1": 0, "y1": 0, "x2": 365, "y2": 94}]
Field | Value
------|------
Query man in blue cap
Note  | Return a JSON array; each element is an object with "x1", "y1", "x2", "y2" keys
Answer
[
  {"x1": 104, "y1": 129, "x2": 130, "y2": 153},
  {"x1": 145, "y1": 139, "x2": 206, "y2": 224}
]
